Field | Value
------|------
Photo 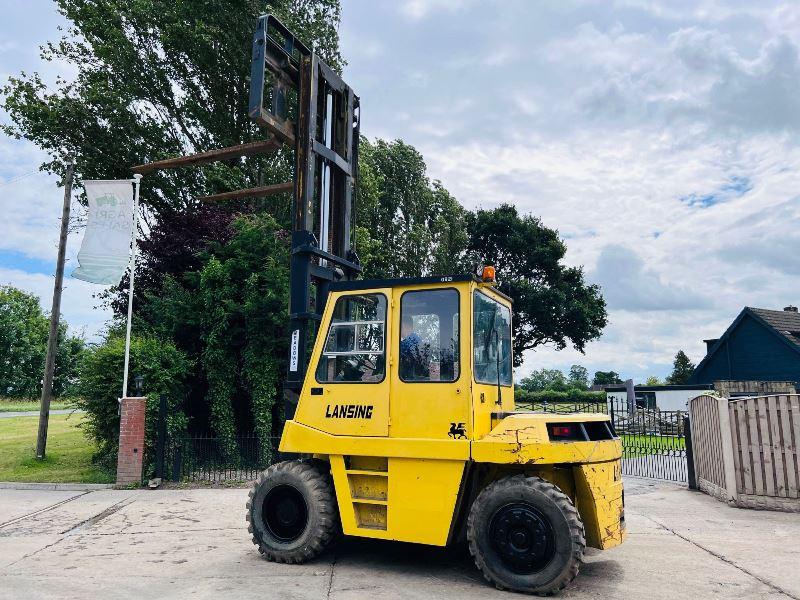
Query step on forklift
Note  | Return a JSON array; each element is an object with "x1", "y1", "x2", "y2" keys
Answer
[{"x1": 244, "y1": 15, "x2": 625, "y2": 595}]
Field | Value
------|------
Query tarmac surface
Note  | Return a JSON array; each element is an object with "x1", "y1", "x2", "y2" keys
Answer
[
  {"x1": 0, "y1": 477, "x2": 798, "y2": 599},
  {"x1": 0, "y1": 409, "x2": 82, "y2": 419}
]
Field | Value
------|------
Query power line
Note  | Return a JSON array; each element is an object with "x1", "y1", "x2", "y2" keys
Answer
[{"x1": 0, "y1": 170, "x2": 39, "y2": 188}]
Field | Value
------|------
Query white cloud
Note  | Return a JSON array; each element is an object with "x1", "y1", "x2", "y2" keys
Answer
[
  {"x1": 398, "y1": 0, "x2": 470, "y2": 20},
  {"x1": 542, "y1": 20, "x2": 800, "y2": 135},
  {"x1": 592, "y1": 245, "x2": 711, "y2": 311}
]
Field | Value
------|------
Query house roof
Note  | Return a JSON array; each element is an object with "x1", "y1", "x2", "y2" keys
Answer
[
  {"x1": 748, "y1": 307, "x2": 800, "y2": 347},
  {"x1": 691, "y1": 306, "x2": 800, "y2": 381}
]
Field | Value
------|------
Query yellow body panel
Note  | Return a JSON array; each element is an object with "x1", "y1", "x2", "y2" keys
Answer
[
  {"x1": 281, "y1": 278, "x2": 625, "y2": 551},
  {"x1": 280, "y1": 420, "x2": 470, "y2": 460},
  {"x1": 328, "y1": 454, "x2": 465, "y2": 544},
  {"x1": 573, "y1": 462, "x2": 626, "y2": 549},
  {"x1": 471, "y1": 413, "x2": 622, "y2": 465}
]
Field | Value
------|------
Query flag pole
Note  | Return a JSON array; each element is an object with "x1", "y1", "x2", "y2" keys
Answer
[{"x1": 121, "y1": 174, "x2": 142, "y2": 399}]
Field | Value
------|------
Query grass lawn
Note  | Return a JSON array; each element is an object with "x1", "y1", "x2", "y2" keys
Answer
[
  {"x1": 0, "y1": 414, "x2": 113, "y2": 484},
  {"x1": 621, "y1": 434, "x2": 685, "y2": 457},
  {"x1": 0, "y1": 398, "x2": 70, "y2": 413}
]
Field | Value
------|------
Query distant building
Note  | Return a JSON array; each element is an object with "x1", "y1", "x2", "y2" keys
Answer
[
  {"x1": 689, "y1": 305, "x2": 800, "y2": 386},
  {"x1": 605, "y1": 384, "x2": 712, "y2": 411}
]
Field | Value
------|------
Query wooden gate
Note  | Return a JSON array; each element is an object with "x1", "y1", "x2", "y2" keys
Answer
[
  {"x1": 729, "y1": 395, "x2": 800, "y2": 507},
  {"x1": 689, "y1": 394, "x2": 800, "y2": 511}
]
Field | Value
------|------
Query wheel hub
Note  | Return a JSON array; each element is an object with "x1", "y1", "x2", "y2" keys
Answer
[
  {"x1": 489, "y1": 503, "x2": 555, "y2": 574},
  {"x1": 262, "y1": 484, "x2": 308, "y2": 542}
]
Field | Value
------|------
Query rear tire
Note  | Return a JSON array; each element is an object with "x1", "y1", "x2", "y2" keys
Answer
[
  {"x1": 467, "y1": 474, "x2": 585, "y2": 595},
  {"x1": 246, "y1": 459, "x2": 339, "y2": 563}
]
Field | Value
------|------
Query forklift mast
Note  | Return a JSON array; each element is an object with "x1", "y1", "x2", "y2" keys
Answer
[{"x1": 249, "y1": 15, "x2": 361, "y2": 420}]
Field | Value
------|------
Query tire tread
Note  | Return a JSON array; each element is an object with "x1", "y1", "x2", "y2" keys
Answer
[
  {"x1": 247, "y1": 458, "x2": 339, "y2": 564},
  {"x1": 467, "y1": 474, "x2": 585, "y2": 595}
]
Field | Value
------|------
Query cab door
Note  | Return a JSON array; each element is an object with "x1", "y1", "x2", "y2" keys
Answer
[
  {"x1": 389, "y1": 285, "x2": 471, "y2": 440},
  {"x1": 296, "y1": 289, "x2": 391, "y2": 436},
  {"x1": 471, "y1": 287, "x2": 514, "y2": 439}
]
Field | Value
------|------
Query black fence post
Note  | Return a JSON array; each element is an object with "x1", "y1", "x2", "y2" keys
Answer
[
  {"x1": 609, "y1": 397, "x2": 616, "y2": 429},
  {"x1": 155, "y1": 394, "x2": 167, "y2": 480},
  {"x1": 684, "y1": 415, "x2": 697, "y2": 490},
  {"x1": 172, "y1": 440, "x2": 182, "y2": 481}
]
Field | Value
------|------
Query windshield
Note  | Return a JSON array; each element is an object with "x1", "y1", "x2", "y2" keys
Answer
[{"x1": 473, "y1": 290, "x2": 512, "y2": 386}]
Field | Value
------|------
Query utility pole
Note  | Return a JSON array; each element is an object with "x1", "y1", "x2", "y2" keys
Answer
[{"x1": 36, "y1": 156, "x2": 74, "y2": 460}]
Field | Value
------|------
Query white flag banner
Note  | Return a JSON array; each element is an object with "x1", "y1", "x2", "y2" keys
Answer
[{"x1": 72, "y1": 179, "x2": 134, "y2": 285}]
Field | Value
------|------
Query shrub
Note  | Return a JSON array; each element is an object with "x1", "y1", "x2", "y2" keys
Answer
[
  {"x1": 514, "y1": 388, "x2": 606, "y2": 405},
  {"x1": 75, "y1": 334, "x2": 190, "y2": 473}
]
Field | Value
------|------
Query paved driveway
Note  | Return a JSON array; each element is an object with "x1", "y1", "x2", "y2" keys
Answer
[
  {"x1": 0, "y1": 409, "x2": 82, "y2": 419},
  {"x1": 0, "y1": 478, "x2": 798, "y2": 599}
]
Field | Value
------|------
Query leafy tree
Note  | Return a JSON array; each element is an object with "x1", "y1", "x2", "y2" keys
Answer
[
  {"x1": 0, "y1": 286, "x2": 84, "y2": 397},
  {"x1": 519, "y1": 368, "x2": 568, "y2": 392},
  {"x1": 2, "y1": 0, "x2": 344, "y2": 215},
  {"x1": 593, "y1": 371, "x2": 623, "y2": 386},
  {"x1": 666, "y1": 350, "x2": 695, "y2": 385},
  {"x1": 645, "y1": 375, "x2": 662, "y2": 386},
  {"x1": 567, "y1": 364, "x2": 589, "y2": 390},
  {"x1": 3, "y1": 0, "x2": 345, "y2": 321},
  {"x1": 357, "y1": 139, "x2": 467, "y2": 278},
  {"x1": 464, "y1": 204, "x2": 607, "y2": 366}
]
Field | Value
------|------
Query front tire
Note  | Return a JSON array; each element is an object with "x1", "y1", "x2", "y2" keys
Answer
[
  {"x1": 246, "y1": 459, "x2": 339, "y2": 563},
  {"x1": 467, "y1": 474, "x2": 585, "y2": 595}
]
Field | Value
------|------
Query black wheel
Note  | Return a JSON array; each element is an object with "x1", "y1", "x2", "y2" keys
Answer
[
  {"x1": 467, "y1": 474, "x2": 585, "y2": 595},
  {"x1": 246, "y1": 459, "x2": 339, "y2": 563}
]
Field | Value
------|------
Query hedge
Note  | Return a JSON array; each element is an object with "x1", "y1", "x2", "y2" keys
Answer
[
  {"x1": 74, "y1": 335, "x2": 190, "y2": 474},
  {"x1": 514, "y1": 388, "x2": 606, "y2": 405}
]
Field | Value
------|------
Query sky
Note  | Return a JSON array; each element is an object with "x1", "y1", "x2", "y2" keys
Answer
[{"x1": 2, "y1": 1, "x2": 800, "y2": 383}]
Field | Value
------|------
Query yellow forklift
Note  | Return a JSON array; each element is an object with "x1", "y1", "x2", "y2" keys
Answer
[{"x1": 244, "y1": 16, "x2": 625, "y2": 595}]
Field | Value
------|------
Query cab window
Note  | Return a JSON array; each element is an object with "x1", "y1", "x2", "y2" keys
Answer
[
  {"x1": 473, "y1": 291, "x2": 512, "y2": 386},
  {"x1": 399, "y1": 289, "x2": 460, "y2": 382},
  {"x1": 316, "y1": 294, "x2": 386, "y2": 383}
]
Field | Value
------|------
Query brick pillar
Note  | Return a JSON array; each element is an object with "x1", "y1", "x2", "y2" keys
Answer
[{"x1": 116, "y1": 396, "x2": 147, "y2": 486}]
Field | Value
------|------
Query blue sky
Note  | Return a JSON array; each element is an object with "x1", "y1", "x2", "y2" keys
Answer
[{"x1": 3, "y1": 1, "x2": 800, "y2": 382}]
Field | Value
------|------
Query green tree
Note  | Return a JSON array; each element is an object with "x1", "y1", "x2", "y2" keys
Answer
[
  {"x1": 0, "y1": 286, "x2": 84, "y2": 397},
  {"x1": 2, "y1": 0, "x2": 344, "y2": 214},
  {"x1": 464, "y1": 204, "x2": 607, "y2": 366},
  {"x1": 666, "y1": 350, "x2": 695, "y2": 385},
  {"x1": 593, "y1": 371, "x2": 623, "y2": 386},
  {"x1": 567, "y1": 364, "x2": 589, "y2": 390},
  {"x1": 357, "y1": 138, "x2": 467, "y2": 278},
  {"x1": 645, "y1": 375, "x2": 662, "y2": 386},
  {"x1": 519, "y1": 368, "x2": 568, "y2": 392}
]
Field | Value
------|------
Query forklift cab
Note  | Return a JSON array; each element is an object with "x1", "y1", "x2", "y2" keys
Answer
[{"x1": 290, "y1": 274, "x2": 514, "y2": 442}]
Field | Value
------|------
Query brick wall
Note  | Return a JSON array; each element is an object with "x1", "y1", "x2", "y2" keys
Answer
[{"x1": 116, "y1": 396, "x2": 147, "y2": 486}]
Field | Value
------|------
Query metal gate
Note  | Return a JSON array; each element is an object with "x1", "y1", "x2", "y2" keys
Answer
[
  {"x1": 143, "y1": 395, "x2": 285, "y2": 485},
  {"x1": 516, "y1": 397, "x2": 689, "y2": 483},
  {"x1": 148, "y1": 396, "x2": 690, "y2": 485}
]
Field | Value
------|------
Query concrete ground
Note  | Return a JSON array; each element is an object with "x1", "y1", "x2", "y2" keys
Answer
[{"x1": 0, "y1": 478, "x2": 798, "y2": 599}]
